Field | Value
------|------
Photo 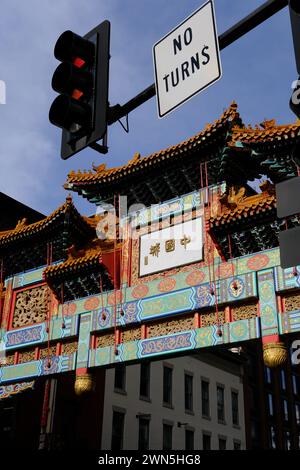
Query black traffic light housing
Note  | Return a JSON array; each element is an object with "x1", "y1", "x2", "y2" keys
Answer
[
  {"x1": 289, "y1": 1, "x2": 300, "y2": 118},
  {"x1": 49, "y1": 21, "x2": 110, "y2": 160}
]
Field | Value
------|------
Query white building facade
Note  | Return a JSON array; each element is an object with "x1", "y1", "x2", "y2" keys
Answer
[{"x1": 101, "y1": 351, "x2": 246, "y2": 450}]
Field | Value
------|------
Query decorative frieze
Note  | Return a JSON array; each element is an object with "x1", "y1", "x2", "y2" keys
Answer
[
  {"x1": 201, "y1": 309, "x2": 225, "y2": 327},
  {"x1": 232, "y1": 302, "x2": 258, "y2": 321},
  {"x1": 147, "y1": 314, "x2": 194, "y2": 338},
  {"x1": 61, "y1": 340, "x2": 78, "y2": 355},
  {"x1": 121, "y1": 326, "x2": 141, "y2": 342},
  {"x1": 12, "y1": 285, "x2": 49, "y2": 328},
  {"x1": 39, "y1": 344, "x2": 58, "y2": 359},
  {"x1": 0, "y1": 352, "x2": 14, "y2": 367},
  {"x1": 96, "y1": 333, "x2": 115, "y2": 348},
  {"x1": 284, "y1": 292, "x2": 300, "y2": 312},
  {"x1": 18, "y1": 348, "x2": 36, "y2": 364}
]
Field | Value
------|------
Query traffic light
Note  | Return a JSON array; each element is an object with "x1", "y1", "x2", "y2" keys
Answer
[
  {"x1": 289, "y1": 1, "x2": 300, "y2": 118},
  {"x1": 276, "y1": 177, "x2": 300, "y2": 269},
  {"x1": 289, "y1": 0, "x2": 300, "y2": 75},
  {"x1": 49, "y1": 21, "x2": 110, "y2": 160}
]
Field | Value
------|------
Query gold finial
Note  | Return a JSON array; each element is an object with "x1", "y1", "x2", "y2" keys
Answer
[
  {"x1": 260, "y1": 118, "x2": 276, "y2": 129},
  {"x1": 92, "y1": 162, "x2": 107, "y2": 173},
  {"x1": 263, "y1": 342, "x2": 288, "y2": 368},
  {"x1": 74, "y1": 373, "x2": 95, "y2": 396},
  {"x1": 15, "y1": 218, "x2": 27, "y2": 229}
]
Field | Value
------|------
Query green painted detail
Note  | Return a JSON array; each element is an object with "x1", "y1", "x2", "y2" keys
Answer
[
  {"x1": 195, "y1": 327, "x2": 214, "y2": 348},
  {"x1": 258, "y1": 269, "x2": 279, "y2": 336},
  {"x1": 140, "y1": 289, "x2": 192, "y2": 319},
  {"x1": 76, "y1": 313, "x2": 92, "y2": 369},
  {"x1": 1, "y1": 362, "x2": 39, "y2": 381},
  {"x1": 94, "y1": 346, "x2": 115, "y2": 366},
  {"x1": 120, "y1": 341, "x2": 139, "y2": 362}
]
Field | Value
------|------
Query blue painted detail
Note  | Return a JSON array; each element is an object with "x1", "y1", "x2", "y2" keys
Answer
[
  {"x1": 274, "y1": 266, "x2": 300, "y2": 291},
  {"x1": 136, "y1": 299, "x2": 143, "y2": 322},
  {"x1": 193, "y1": 283, "x2": 214, "y2": 308},
  {"x1": 40, "y1": 356, "x2": 60, "y2": 375},
  {"x1": 121, "y1": 301, "x2": 139, "y2": 324},
  {"x1": 139, "y1": 331, "x2": 194, "y2": 358},
  {"x1": 91, "y1": 308, "x2": 112, "y2": 331},
  {"x1": 6, "y1": 324, "x2": 45, "y2": 349}
]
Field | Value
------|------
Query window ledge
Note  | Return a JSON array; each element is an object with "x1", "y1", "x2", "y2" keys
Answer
[
  {"x1": 114, "y1": 388, "x2": 127, "y2": 396},
  {"x1": 140, "y1": 395, "x2": 151, "y2": 403},
  {"x1": 163, "y1": 402, "x2": 174, "y2": 409},
  {"x1": 202, "y1": 414, "x2": 211, "y2": 421}
]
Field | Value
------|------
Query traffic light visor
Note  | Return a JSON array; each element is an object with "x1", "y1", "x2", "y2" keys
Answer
[
  {"x1": 49, "y1": 95, "x2": 92, "y2": 132},
  {"x1": 51, "y1": 62, "x2": 94, "y2": 97},
  {"x1": 54, "y1": 30, "x2": 95, "y2": 66}
]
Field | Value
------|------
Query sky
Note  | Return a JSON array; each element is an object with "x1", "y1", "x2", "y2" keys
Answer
[{"x1": 0, "y1": 0, "x2": 297, "y2": 216}]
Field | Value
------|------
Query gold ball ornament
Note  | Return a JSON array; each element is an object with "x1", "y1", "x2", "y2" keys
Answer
[
  {"x1": 263, "y1": 342, "x2": 288, "y2": 368},
  {"x1": 74, "y1": 373, "x2": 95, "y2": 396}
]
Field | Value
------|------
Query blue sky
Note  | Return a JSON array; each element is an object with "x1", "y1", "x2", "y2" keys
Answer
[{"x1": 0, "y1": 0, "x2": 296, "y2": 216}]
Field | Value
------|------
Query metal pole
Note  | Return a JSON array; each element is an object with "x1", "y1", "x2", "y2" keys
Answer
[{"x1": 108, "y1": 0, "x2": 288, "y2": 125}]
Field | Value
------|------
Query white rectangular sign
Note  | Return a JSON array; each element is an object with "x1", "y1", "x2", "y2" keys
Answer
[
  {"x1": 139, "y1": 217, "x2": 203, "y2": 277},
  {"x1": 153, "y1": 0, "x2": 222, "y2": 117}
]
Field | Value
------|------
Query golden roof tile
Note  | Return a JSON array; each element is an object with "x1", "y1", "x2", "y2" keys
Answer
[
  {"x1": 0, "y1": 196, "x2": 91, "y2": 246},
  {"x1": 65, "y1": 102, "x2": 241, "y2": 187},
  {"x1": 209, "y1": 182, "x2": 276, "y2": 226}
]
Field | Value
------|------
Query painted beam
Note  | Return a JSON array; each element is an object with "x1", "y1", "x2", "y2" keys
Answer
[{"x1": 0, "y1": 353, "x2": 76, "y2": 384}]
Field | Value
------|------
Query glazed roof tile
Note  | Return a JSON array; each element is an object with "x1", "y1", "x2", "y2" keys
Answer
[
  {"x1": 0, "y1": 196, "x2": 93, "y2": 246},
  {"x1": 65, "y1": 102, "x2": 241, "y2": 187},
  {"x1": 65, "y1": 104, "x2": 300, "y2": 190},
  {"x1": 209, "y1": 191, "x2": 276, "y2": 227},
  {"x1": 43, "y1": 249, "x2": 101, "y2": 278},
  {"x1": 230, "y1": 119, "x2": 300, "y2": 145}
]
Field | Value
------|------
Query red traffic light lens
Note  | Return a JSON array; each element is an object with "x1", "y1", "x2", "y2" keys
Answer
[
  {"x1": 51, "y1": 62, "x2": 93, "y2": 98},
  {"x1": 49, "y1": 95, "x2": 92, "y2": 133}
]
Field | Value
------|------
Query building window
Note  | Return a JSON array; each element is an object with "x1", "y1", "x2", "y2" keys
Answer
[
  {"x1": 114, "y1": 364, "x2": 126, "y2": 391},
  {"x1": 202, "y1": 433, "x2": 211, "y2": 450},
  {"x1": 295, "y1": 403, "x2": 300, "y2": 425},
  {"x1": 231, "y1": 391, "x2": 239, "y2": 426},
  {"x1": 163, "y1": 423, "x2": 173, "y2": 450},
  {"x1": 284, "y1": 431, "x2": 292, "y2": 450},
  {"x1": 251, "y1": 421, "x2": 260, "y2": 445},
  {"x1": 140, "y1": 362, "x2": 150, "y2": 399},
  {"x1": 283, "y1": 400, "x2": 289, "y2": 422},
  {"x1": 268, "y1": 394, "x2": 274, "y2": 416},
  {"x1": 111, "y1": 411, "x2": 125, "y2": 450},
  {"x1": 293, "y1": 375, "x2": 299, "y2": 395},
  {"x1": 201, "y1": 380, "x2": 210, "y2": 418},
  {"x1": 269, "y1": 426, "x2": 276, "y2": 449},
  {"x1": 219, "y1": 437, "x2": 226, "y2": 450},
  {"x1": 265, "y1": 367, "x2": 272, "y2": 384},
  {"x1": 163, "y1": 366, "x2": 173, "y2": 406},
  {"x1": 233, "y1": 440, "x2": 241, "y2": 450},
  {"x1": 184, "y1": 374, "x2": 193, "y2": 412},
  {"x1": 138, "y1": 418, "x2": 150, "y2": 450},
  {"x1": 281, "y1": 370, "x2": 286, "y2": 391},
  {"x1": 217, "y1": 386, "x2": 225, "y2": 422},
  {"x1": 185, "y1": 429, "x2": 194, "y2": 450},
  {"x1": 0, "y1": 406, "x2": 15, "y2": 441}
]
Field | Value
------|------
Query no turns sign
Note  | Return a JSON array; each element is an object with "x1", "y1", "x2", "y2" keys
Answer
[{"x1": 153, "y1": 0, "x2": 222, "y2": 118}]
